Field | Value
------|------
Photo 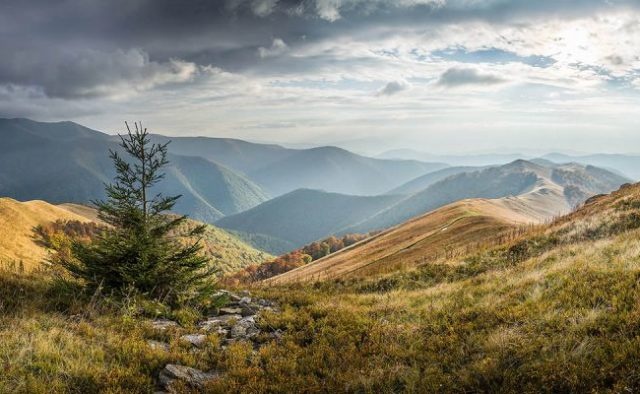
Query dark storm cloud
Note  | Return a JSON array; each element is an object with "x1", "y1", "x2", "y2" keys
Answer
[{"x1": 0, "y1": 0, "x2": 637, "y2": 101}]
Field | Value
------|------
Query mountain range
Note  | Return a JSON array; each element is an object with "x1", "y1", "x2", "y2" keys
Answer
[
  {"x1": 0, "y1": 118, "x2": 446, "y2": 223},
  {"x1": 218, "y1": 160, "x2": 629, "y2": 252}
]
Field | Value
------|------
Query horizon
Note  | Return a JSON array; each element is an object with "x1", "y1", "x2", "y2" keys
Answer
[{"x1": 2, "y1": 1, "x2": 640, "y2": 154}]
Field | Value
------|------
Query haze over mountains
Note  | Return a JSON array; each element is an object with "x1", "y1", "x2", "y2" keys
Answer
[
  {"x1": 218, "y1": 160, "x2": 629, "y2": 253},
  {"x1": 0, "y1": 118, "x2": 633, "y2": 256}
]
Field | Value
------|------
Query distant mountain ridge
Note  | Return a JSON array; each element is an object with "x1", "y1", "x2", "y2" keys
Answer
[
  {"x1": 215, "y1": 189, "x2": 404, "y2": 254},
  {"x1": 218, "y1": 160, "x2": 629, "y2": 251},
  {"x1": 0, "y1": 118, "x2": 269, "y2": 223},
  {"x1": 153, "y1": 135, "x2": 447, "y2": 197},
  {"x1": 1, "y1": 118, "x2": 448, "y2": 224}
]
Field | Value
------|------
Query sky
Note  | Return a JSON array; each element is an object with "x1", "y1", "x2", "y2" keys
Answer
[{"x1": 2, "y1": 0, "x2": 640, "y2": 155}]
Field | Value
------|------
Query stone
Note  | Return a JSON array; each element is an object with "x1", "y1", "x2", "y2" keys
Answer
[
  {"x1": 230, "y1": 324, "x2": 247, "y2": 339},
  {"x1": 199, "y1": 314, "x2": 241, "y2": 331},
  {"x1": 241, "y1": 305, "x2": 258, "y2": 317},
  {"x1": 159, "y1": 364, "x2": 219, "y2": 390},
  {"x1": 219, "y1": 307, "x2": 242, "y2": 315},
  {"x1": 257, "y1": 299, "x2": 271, "y2": 307},
  {"x1": 147, "y1": 340, "x2": 170, "y2": 352},
  {"x1": 151, "y1": 319, "x2": 178, "y2": 330},
  {"x1": 239, "y1": 296, "x2": 252, "y2": 305},
  {"x1": 180, "y1": 334, "x2": 207, "y2": 348}
]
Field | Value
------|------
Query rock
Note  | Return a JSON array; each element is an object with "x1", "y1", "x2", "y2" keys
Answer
[
  {"x1": 180, "y1": 334, "x2": 207, "y2": 348},
  {"x1": 239, "y1": 296, "x2": 252, "y2": 305},
  {"x1": 228, "y1": 293, "x2": 242, "y2": 302},
  {"x1": 219, "y1": 307, "x2": 242, "y2": 315},
  {"x1": 199, "y1": 314, "x2": 241, "y2": 331},
  {"x1": 257, "y1": 299, "x2": 271, "y2": 307},
  {"x1": 159, "y1": 364, "x2": 219, "y2": 390},
  {"x1": 230, "y1": 316, "x2": 259, "y2": 339},
  {"x1": 147, "y1": 340, "x2": 170, "y2": 352},
  {"x1": 241, "y1": 305, "x2": 258, "y2": 317},
  {"x1": 151, "y1": 319, "x2": 179, "y2": 330},
  {"x1": 230, "y1": 324, "x2": 247, "y2": 339}
]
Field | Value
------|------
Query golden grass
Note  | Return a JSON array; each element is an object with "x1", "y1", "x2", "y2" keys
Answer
[
  {"x1": 267, "y1": 198, "x2": 544, "y2": 284},
  {"x1": 0, "y1": 198, "x2": 94, "y2": 270}
]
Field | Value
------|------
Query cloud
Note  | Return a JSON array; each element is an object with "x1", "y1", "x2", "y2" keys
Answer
[
  {"x1": 377, "y1": 80, "x2": 411, "y2": 96},
  {"x1": 315, "y1": 0, "x2": 343, "y2": 21},
  {"x1": 437, "y1": 67, "x2": 506, "y2": 87},
  {"x1": 251, "y1": 0, "x2": 279, "y2": 17},
  {"x1": 0, "y1": 47, "x2": 203, "y2": 99},
  {"x1": 258, "y1": 38, "x2": 289, "y2": 58}
]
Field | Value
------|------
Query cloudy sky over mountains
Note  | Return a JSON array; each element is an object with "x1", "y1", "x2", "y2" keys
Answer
[{"x1": 2, "y1": 0, "x2": 640, "y2": 153}]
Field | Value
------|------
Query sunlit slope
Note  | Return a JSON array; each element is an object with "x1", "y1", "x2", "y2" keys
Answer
[
  {"x1": 0, "y1": 198, "x2": 93, "y2": 269},
  {"x1": 1, "y1": 199, "x2": 272, "y2": 273},
  {"x1": 267, "y1": 197, "x2": 545, "y2": 284}
]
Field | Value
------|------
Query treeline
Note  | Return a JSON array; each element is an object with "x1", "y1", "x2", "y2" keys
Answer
[{"x1": 223, "y1": 232, "x2": 378, "y2": 285}]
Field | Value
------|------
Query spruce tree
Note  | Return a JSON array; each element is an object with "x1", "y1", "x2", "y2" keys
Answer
[{"x1": 58, "y1": 122, "x2": 215, "y2": 303}]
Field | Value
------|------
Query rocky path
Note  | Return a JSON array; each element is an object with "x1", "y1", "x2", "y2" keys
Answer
[{"x1": 149, "y1": 290, "x2": 282, "y2": 393}]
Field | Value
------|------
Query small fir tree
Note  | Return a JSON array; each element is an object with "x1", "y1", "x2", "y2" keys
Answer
[{"x1": 58, "y1": 122, "x2": 214, "y2": 303}]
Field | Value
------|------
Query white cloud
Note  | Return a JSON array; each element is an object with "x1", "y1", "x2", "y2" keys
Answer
[
  {"x1": 258, "y1": 38, "x2": 289, "y2": 58},
  {"x1": 251, "y1": 0, "x2": 279, "y2": 17}
]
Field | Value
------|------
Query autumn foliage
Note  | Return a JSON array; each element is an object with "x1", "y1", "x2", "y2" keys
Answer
[{"x1": 223, "y1": 232, "x2": 376, "y2": 285}]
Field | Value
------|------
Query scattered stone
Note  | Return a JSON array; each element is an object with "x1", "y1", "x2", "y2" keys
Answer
[
  {"x1": 180, "y1": 334, "x2": 207, "y2": 348},
  {"x1": 151, "y1": 319, "x2": 179, "y2": 330},
  {"x1": 257, "y1": 299, "x2": 271, "y2": 307},
  {"x1": 239, "y1": 296, "x2": 252, "y2": 305},
  {"x1": 159, "y1": 364, "x2": 219, "y2": 390},
  {"x1": 199, "y1": 314, "x2": 241, "y2": 331},
  {"x1": 241, "y1": 305, "x2": 258, "y2": 317},
  {"x1": 147, "y1": 340, "x2": 170, "y2": 352},
  {"x1": 219, "y1": 307, "x2": 242, "y2": 315},
  {"x1": 230, "y1": 324, "x2": 247, "y2": 339}
]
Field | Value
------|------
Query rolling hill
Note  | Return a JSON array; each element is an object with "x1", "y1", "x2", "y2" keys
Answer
[
  {"x1": 266, "y1": 196, "x2": 545, "y2": 284},
  {"x1": 346, "y1": 160, "x2": 629, "y2": 234},
  {"x1": 0, "y1": 197, "x2": 95, "y2": 269},
  {"x1": 219, "y1": 160, "x2": 628, "y2": 254},
  {"x1": 0, "y1": 118, "x2": 269, "y2": 222},
  {"x1": 215, "y1": 189, "x2": 405, "y2": 254},
  {"x1": 0, "y1": 198, "x2": 272, "y2": 273}
]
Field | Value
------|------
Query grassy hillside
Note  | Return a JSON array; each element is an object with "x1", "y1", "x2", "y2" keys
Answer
[
  {"x1": 3, "y1": 184, "x2": 640, "y2": 392},
  {"x1": 169, "y1": 219, "x2": 273, "y2": 275},
  {"x1": 216, "y1": 189, "x2": 404, "y2": 252},
  {"x1": 0, "y1": 198, "x2": 94, "y2": 270},
  {"x1": 267, "y1": 197, "x2": 543, "y2": 284},
  {"x1": 0, "y1": 118, "x2": 269, "y2": 223},
  {"x1": 0, "y1": 198, "x2": 271, "y2": 273}
]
